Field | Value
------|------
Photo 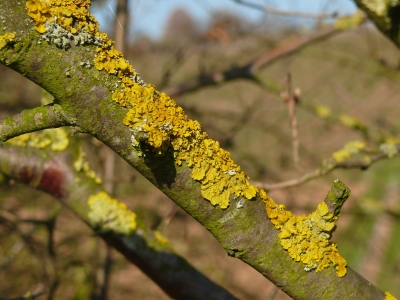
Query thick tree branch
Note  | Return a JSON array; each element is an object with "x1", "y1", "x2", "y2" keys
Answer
[
  {"x1": 0, "y1": 142, "x2": 237, "y2": 300},
  {"x1": 0, "y1": 105, "x2": 72, "y2": 142},
  {"x1": 354, "y1": 0, "x2": 400, "y2": 48}
]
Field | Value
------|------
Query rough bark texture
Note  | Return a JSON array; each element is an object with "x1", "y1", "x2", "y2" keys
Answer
[{"x1": 0, "y1": 1, "x2": 387, "y2": 299}]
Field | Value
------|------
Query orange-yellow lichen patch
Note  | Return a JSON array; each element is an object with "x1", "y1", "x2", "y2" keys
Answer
[
  {"x1": 87, "y1": 191, "x2": 137, "y2": 236},
  {"x1": 119, "y1": 78, "x2": 257, "y2": 208},
  {"x1": 385, "y1": 292, "x2": 397, "y2": 300},
  {"x1": 26, "y1": 0, "x2": 95, "y2": 34},
  {"x1": 0, "y1": 32, "x2": 16, "y2": 50},
  {"x1": 6, "y1": 128, "x2": 69, "y2": 151},
  {"x1": 25, "y1": 0, "x2": 257, "y2": 208},
  {"x1": 260, "y1": 188, "x2": 347, "y2": 277}
]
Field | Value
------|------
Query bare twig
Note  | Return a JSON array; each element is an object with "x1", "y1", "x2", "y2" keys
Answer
[
  {"x1": 231, "y1": 0, "x2": 338, "y2": 19},
  {"x1": 0, "y1": 283, "x2": 46, "y2": 300},
  {"x1": 157, "y1": 204, "x2": 180, "y2": 232},
  {"x1": 255, "y1": 151, "x2": 390, "y2": 191},
  {"x1": 164, "y1": 26, "x2": 342, "y2": 96},
  {"x1": 281, "y1": 73, "x2": 301, "y2": 171}
]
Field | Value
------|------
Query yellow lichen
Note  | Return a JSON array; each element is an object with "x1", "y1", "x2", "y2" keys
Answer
[
  {"x1": 26, "y1": 0, "x2": 256, "y2": 209},
  {"x1": 87, "y1": 191, "x2": 137, "y2": 236},
  {"x1": 154, "y1": 231, "x2": 169, "y2": 245},
  {"x1": 25, "y1": 1, "x2": 352, "y2": 281},
  {"x1": 332, "y1": 140, "x2": 366, "y2": 163},
  {"x1": 6, "y1": 128, "x2": 69, "y2": 151},
  {"x1": 334, "y1": 10, "x2": 365, "y2": 30},
  {"x1": 0, "y1": 32, "x2": 16, "y2": 50},
  {"x1": 73, "y1": 146, "x2": 102, "y2": 184},
  {"x1": 385, "y1": 291, "x2": 398, "y2": 300},
  {"x1": 339, "y1": 113, "x2": 365, "y2": 131},
  {"x1": 314, "y1": 104, "x2": 331, "y2": 119},
  {"x1": 26, "y1": 0, "x2": 95, "y2": 34},
  {"x1": 260, "y1": 189, "x2": 347, "y2": 277}
]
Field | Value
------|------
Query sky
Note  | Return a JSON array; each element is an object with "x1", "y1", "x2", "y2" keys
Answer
[{"x1": 91, "y1": 0, "x2": 358, "y2": 41}]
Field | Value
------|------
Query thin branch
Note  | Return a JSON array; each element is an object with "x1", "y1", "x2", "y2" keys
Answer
[
  {"x1": 164, "y1": 26, "x2": 342, "y2": 96},
  {"x1": 231, "y1": 0, "x2": 338, "y2": 19},
  {"x1": 281, "y1": 73, "x2": 301, "y2": 171},
  {"x1": 255, "y1": 150, "x2": 390, "y2": 191},
  {"x1": 0, "y1": 105, "x2": 72, "y2": 142}
]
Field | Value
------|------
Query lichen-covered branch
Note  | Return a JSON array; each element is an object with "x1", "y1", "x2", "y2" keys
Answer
[
  {"x1": 0, "y1": 105, "x2": 71, "y2": 142},
  {"x1": 354, "y1": 0, "x2": 400, "y2": 48},
  {"x1": 0, "y1": 140, "x2": 238, "y2": 300},
  {"x1": 0, "y1": 1, "x2": 388, "y2": 299}
]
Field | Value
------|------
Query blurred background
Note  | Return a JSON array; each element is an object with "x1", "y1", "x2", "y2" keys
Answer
[{"x1": 1, "y1": 0, "x2": 400, "y2": 299}]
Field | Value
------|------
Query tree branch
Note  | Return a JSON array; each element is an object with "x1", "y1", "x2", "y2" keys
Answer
[
  {"x1": 256, "y1": 150, "x2": 391, "y2": 191},
  {"x1": 164, "y1": 26, "x2": 342, "y2": 96},
  {"x1": 0, "y1": 105, "x2": 72, "y2": 142},
  {"x1": 0, "y1": 141, "x2": 238, "y2": 300},
  {"x1": 231, "y1": 0, "x2": 338, "y2": 19}
]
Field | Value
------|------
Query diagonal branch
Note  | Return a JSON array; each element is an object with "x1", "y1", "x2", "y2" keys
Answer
[
  {"x1": 256, "y1": 150, "x2": 392, "y2": 191},
  {"x1": 231, "y1": 0, "x2": 338, "y2": 19},
  {"x1": 0, "y1": 141, "x2": 237, "y2": 300},
  {"x1": 164, "y1": 26, "x2": 342, "y2": 96}
]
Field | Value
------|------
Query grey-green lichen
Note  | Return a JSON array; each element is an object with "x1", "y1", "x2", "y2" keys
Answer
[{"x1": 87, "y1": 191, "x2": 137, "y2": 236}]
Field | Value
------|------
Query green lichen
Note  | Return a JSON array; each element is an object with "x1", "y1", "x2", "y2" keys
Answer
[{"x1": 87, "y1": 191, "x2": 137, "y2": 236}]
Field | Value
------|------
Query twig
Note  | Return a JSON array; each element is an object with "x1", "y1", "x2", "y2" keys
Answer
[
  {"x1": 231, "y1": 0, "x2": 338, "y2": 19},
  {"x1": 281, "y1": 73, "x2": 301, "y2": 171},
  {"x1": 157, "y1": 204, "x2": 180, "y2": 232},
  {"x1": 164, "y1": 26, "x2": 342, "y2": 96},
  {"x1": 255, "y1": 151, "x2": 390, "y2": 191},
  {"x1": 0, "y1": 283, "x2": 46, "y2": 300}
]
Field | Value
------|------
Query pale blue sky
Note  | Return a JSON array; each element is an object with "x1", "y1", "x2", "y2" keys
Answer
[{"x1": 91, "y1": 0, "x2": 357, "y2": 41}]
